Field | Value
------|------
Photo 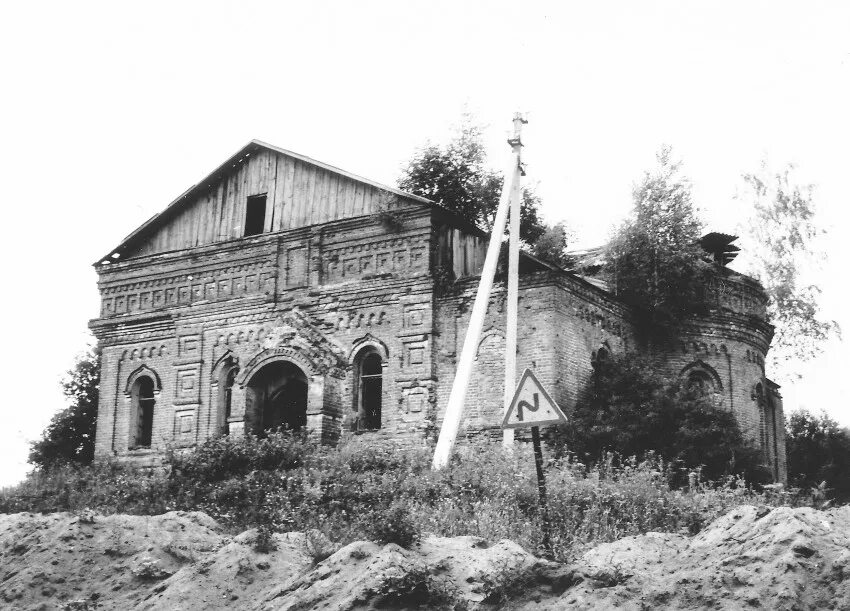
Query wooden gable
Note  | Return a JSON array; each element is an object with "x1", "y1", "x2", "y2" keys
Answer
[{"x1": 107, "y1": 141, "x2": 430, "y2": 261}]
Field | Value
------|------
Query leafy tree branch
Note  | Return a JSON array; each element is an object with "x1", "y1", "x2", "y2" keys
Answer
[
  {"x1": 740, "y1": 162, "x2": 840, "y2": 371},
  {"x1": 398, "y1": 115, "x2": 569, "y2": 267}
]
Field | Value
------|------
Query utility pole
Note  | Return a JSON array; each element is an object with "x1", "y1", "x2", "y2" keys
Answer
[
  {"x1": 432, "y1": 114, "x2": 527, "y2": 470},
  {"x1": 503, "y1": 114, "x2": 525, "y2": 448}
]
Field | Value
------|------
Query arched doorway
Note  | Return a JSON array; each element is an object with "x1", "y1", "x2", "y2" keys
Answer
[{"x1": 246, "y1": 361, "x2": 308, "y2": 435}]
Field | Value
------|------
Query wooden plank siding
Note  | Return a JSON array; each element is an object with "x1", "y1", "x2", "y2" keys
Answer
[
  {"x1": 124, "y1": 150, "x2": 407, "y2": 258},
  {"x1": 434, "y1": 226, "x2": 486, "y2": 279}
]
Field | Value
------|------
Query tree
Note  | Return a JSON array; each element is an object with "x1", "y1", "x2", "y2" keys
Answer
[
  {"x1": 605, "y1": 146, "x2": 712, "y2": 330},
  {"x1": 529, "y1": 221, "x2": 573, "y2": 269},
  {"x1": 740, "y1": 163, "x2": 839, "y2": 370},
  {"x1": 398, "y1": 116, "x2": 548, "y2": 247},
  {"x1": 557, "y1": 353, "x2": 769, "y2": 484},
  {"x1": 785, "y1": 409, "x2": 850, "y2": 502},
  {"x1": 29, "y1": 347, "x2": 100, "y2": 468}
]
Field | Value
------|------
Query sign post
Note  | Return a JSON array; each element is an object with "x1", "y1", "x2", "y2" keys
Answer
[{"x1": 502, "y1": 368, "x2": 567, "y2": 557}]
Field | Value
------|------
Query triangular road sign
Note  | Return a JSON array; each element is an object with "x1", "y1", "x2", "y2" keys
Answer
[{"x1": 502, "y1": 369, "x2": 567, "y2": 429}]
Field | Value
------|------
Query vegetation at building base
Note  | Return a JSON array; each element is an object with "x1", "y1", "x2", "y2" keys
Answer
[
  {"x1": 785, "y1": 409, "x2": 850, "y2": 504},
  {"x1": 554, "y1": 352, "x2": 771, "y2": 486},
  {"x1": 604, "y1": 146, "x2": 712, "y2": 334},
  {"x1": 1, "y1": 432, "x2": 799, "y2": 563},
  {"x1": 28, "y1": 347, "x2": 100, "y2": 469}
]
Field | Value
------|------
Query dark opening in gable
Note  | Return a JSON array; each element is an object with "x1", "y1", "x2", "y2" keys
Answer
[{"x1": 244, "y1": 194, "x2": 267, "y2": 236}]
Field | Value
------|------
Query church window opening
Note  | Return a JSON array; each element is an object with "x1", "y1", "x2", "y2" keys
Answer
[
  {"x1": 591, "y1": 344, "x2": 611, "y2": 372},
  {"x1": 592, "y1": 346, "x2": 610, "y2": 366},
  {"x1": 220, "y1": 366, "x2": 238, "y2": 434},
  {"x1": 244, "y1": 194, "x2": 267, "y2": 236},
  {"x1": 354, "y1": 348, "x2": 383, "y2": 430},
  {"x1": 132, "y1": 376, "x2": 155, "y2": 448},
  {"x1": 685, "y1": 370, "x2": 715, "y2": 402}
]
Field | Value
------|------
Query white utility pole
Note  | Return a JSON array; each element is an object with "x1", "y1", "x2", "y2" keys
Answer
[
  {"x1": 503, "y1": 114, "x2": 525, "y2": 447},
  {"x1": 432, "y1": 114, "x2": 527, "y2": 470}
]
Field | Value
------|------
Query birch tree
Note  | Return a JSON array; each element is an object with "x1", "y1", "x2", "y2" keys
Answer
[{"x1": 740, "y1": 163, "x2": 839, "y2": 370}]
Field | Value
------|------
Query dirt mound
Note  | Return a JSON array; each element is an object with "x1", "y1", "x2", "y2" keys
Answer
[
  {"x1": 0, "y1": 510, "x2": 222, "y2": 609},
  {"x1": 260, "y1": 536, "x2": 571, "y2": 610},
  {"x1": 560, "y1": 504, "x2": 850, "y2": 610},
  {"x1": 1, "y1": 504, "x2": 848, "y2": 610},
  {"x1": 140, "y1": 530, "x2": 323, "y2": 610}
]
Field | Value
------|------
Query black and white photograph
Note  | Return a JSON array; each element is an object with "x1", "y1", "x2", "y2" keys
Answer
[{"x1": 1, "y1": 2, "x2": 848, "y2": 608}]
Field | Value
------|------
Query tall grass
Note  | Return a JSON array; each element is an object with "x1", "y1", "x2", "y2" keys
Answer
[{"x1": 0, "y1": 433, "x2": 797, "y2": 562}]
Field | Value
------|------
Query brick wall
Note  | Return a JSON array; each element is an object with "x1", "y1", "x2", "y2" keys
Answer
[
  {"x1": 433, "y1": 272, "x2": 634, "y2": 436},
  {"x1": 92, "y1": 207, "x2": 439, "y2": 462},
  {"x1": 92, "y1": 205, "x2": 785, "y2": 481}
]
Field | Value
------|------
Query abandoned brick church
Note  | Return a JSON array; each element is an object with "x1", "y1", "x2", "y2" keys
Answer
[{"x1": 90, "y1": 140, "x2": 787, "y2": 482}]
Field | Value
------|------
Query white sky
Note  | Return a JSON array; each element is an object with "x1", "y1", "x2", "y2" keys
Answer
[{"x1": 1, "y1": 1, "x2": 848, "y2": 487}]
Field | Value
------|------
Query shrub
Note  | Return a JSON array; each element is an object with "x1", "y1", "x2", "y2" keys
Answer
[
  {"x1": 169, "y1": 431, "x2": 312, "y2": 483},
  {"x1": 362, "y1": 501, "x2": 421, "y2": 549},
  {"x1": 253, "y1": 524, "x2": 277, "y2": 554},
  {"x1": 555, "y1": 352, "x2": 770, "y2": 485},
  {"x1": 371, "y1": 564, "x2": 461, "y2": 609}
]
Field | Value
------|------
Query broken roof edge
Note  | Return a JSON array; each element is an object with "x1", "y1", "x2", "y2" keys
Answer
[{"x1": 94, "y1": 139, "x2": 440, "y2": 266}]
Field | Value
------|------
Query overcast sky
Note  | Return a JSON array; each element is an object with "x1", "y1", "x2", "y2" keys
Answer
[{"x1": 1, "y1": 1, "x2": 847, "y2": 487}]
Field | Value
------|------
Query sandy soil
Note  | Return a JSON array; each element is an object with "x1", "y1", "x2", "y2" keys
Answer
[{"x1": 1, "y1": 504, "x2": 848, "y2": 610}]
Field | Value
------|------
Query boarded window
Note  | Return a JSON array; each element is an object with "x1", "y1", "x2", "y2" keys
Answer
[{"x1": 244, "y1": 194, "x2": 267, "y2": 236}]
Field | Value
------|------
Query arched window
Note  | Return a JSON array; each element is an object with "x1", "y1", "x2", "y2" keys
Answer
[
  {"x1": 594, "y1": 347, "x2": 609, "y2": 363},
  {"x1": 222, "y1": 367, "x2": 238, "y2": 435},
  {"x1": 685, "y1": 370, "x2": 715, "y2": 400},
  {"x1": 679, "y1": 362, "x2": 723, "y2": 408},
  {"x1": 353, "y1": 348, "x2": 383, "y2": 430},
  {"x1": 132, "y1": 376, "x2": 155, "y2": 448},
  {"x1": 591, "y1": 343, "x2": 611, "y2": 372}
]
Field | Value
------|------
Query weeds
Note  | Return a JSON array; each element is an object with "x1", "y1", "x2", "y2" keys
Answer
[
  {"x1": 0, "y1": 433, "x2": 803, "y2": 563},
  {"x1": 304, "y1": 529, "x2": 336, "y2": 564},
  {"x1": 253, "y1": 525, "x2": 277, "y2": 554},
  {"x1": 363, "y1": 501, "x2": 420, "y2": 549},
  {"x1": 371, "y1": 564, "x2": 462, "y2": 609},
  {"x1": 479, "y1": 557, "x2": 534, "y2": 605}
]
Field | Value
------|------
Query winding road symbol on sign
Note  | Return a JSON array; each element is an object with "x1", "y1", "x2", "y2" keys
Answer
[
  {"x1": 516, "y1": 393, "x2": 539, "y2": 421},
  {"x1": 502, "y1": 369, "x2": 567, "y2": 430}
]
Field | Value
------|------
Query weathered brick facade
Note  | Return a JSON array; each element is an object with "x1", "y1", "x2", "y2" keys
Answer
[{"x1": 90, "y1": 140, "x2": 786, "y2": 481}]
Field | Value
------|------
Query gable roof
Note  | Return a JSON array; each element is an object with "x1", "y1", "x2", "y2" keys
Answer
[{"x1": 96, "y1": 139, "x2": 437, "y2": 265}]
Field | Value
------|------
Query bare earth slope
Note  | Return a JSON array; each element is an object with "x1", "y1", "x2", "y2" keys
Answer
[
  {"x1": 558, "y1": 504, "x2": 850, "y2": 610},
  {"x1": 1, "y1": 505, "x2": 848, "y2": 610}
]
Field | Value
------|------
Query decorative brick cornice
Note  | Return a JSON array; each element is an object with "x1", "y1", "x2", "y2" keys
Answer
[{"x1": 677, "y1": 311, "x2": 774, "y2": 354}]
